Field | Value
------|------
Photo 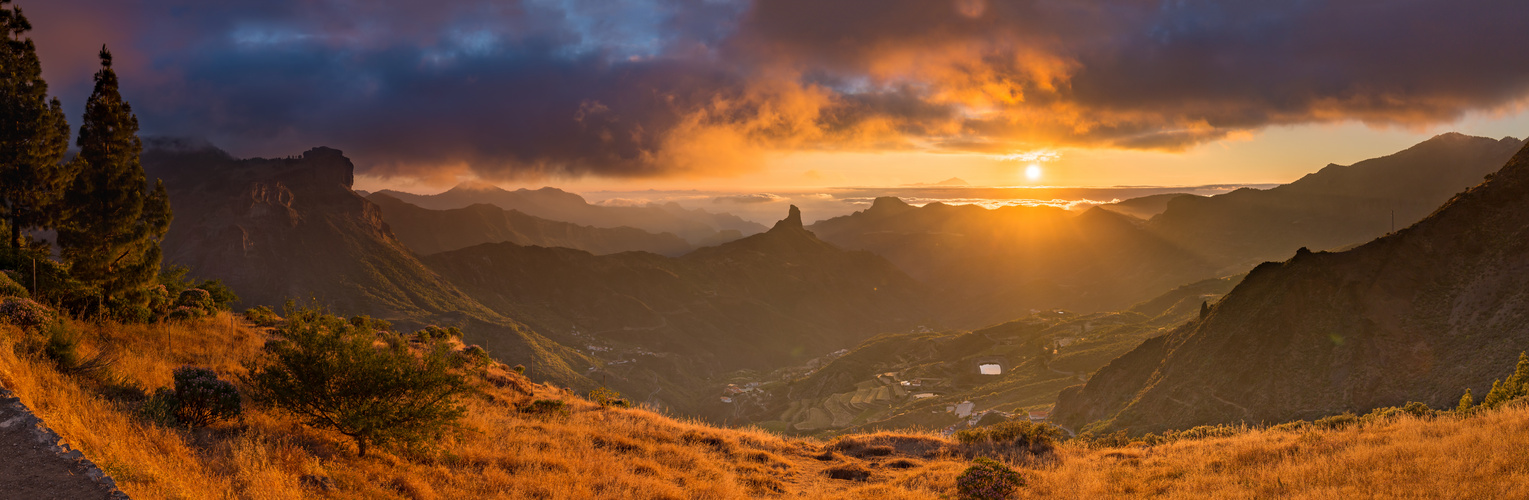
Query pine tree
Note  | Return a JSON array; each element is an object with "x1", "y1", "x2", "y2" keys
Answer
[
  {"x1": 0, "y1": 1, "x2": 71, "y2": 251},
  {"x1": 1456, "y1": 389, "x2": 1473, "y2": 414},
  {"x1": 57, "y1": 46, "x2": 172, "y2": 314}
]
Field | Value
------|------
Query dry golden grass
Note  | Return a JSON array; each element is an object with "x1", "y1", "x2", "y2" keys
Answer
[{"x1": 2, "y1": 314, "x2": 1528, "y2": 499}]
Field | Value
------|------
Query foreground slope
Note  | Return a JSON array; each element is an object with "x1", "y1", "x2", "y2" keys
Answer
[
  {"x1": 3, "y1": 316, "x2": 1528, "y2": 499},
  {"x1": 368, "y1": 192, "x2": 693, "y2": 256},
  {"x1": 424, "y1": 206, "x2": 935, "y2": 415},
  {"x1": 1055, "y1": 138, "x2": 1529, "y2": 433}
]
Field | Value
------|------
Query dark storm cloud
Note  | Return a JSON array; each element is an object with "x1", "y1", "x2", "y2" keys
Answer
[{"x1": 21, "y1": 0, "x2": 1529, "y2": 181}]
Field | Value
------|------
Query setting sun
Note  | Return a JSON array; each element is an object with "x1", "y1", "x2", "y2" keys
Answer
[{"x1": 1025, "y1": 164, "x2": 1042, "y2": 180}]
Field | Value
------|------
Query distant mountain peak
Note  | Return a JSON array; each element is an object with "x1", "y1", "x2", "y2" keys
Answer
[
  {"x1": 771, "y1": 205, "x2": 804, "y2": 232},
  {"x1": 453, "y1": 179, "x2": 502, "y2": 191},
  {"x1": 868, "y1": 197, "x2": 913, "y2": 215}
]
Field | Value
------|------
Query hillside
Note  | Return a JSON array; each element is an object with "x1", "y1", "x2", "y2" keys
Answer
[
  {"x1": 367, "y1": 192, "x2": 692, "y2": 256},
  {"x1": 1149, "y1": 133, "x2": 1526, "y2": 269},
  {"x1": 1054, "y1": 138, "x2": 1529, "y2": 434},
  {"x1": 375, "y1": 183, "x2": 767, "y2": 244},
  {"x1": 3, "y1": 314, "x2": 1529, "y2": 499},
  {"x1": 808, "y1": 198, "x2": 1219, "y2": 324},
  {"x1": 732, "y1": 276, "x2": 1240, "y2": 436},
  {"x1": 141, "y1": 140, "x2": 596, "y2": 387},
  {"x1": 422, "y1": 206, "x2": 936, "y2": 416}
]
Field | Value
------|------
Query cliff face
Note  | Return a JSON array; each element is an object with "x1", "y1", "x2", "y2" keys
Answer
[
  {"x1": 1054, "y1": 139, "x2": 1529, "y2": 434},
  {"x1": 146, "y1": 144, "x2": 466, "y2": 318},
  {"x1": 143, "y1": 141, "x2": 597, "y2": 387}
]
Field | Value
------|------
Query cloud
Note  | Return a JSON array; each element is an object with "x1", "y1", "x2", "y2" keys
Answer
[
  {"x1": 21, "y1": 0, "x2": 1529, "y2": 183},
  {"x1": 712, "y1": 193, "x2": 787, "y2": 204}
]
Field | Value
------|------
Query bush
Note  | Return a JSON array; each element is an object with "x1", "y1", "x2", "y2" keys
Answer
[
  {"x1": 139, "y1": 388, "x2": 181, "y2": 427},
  {"x1": 1314, "y1": 412, "x2": 1358, "y2": 431},
  {"x1": 955, "y1": 420, "x2": 1064, "y2": 459},
  {"x1": 42, "y1": 321, "x2": 80, "y2": 370},
  {"x1": 195, "y1": 279, "x2": 238, "y2": 309},
  {"x1": 244, "y1": 306, "x2": 279, "y2": 326},
  {"x1": 0, "y1": 271, "x2": 27, "y2": 298},
  {"x1": 177, "y1": 288, "x2": 214, "y2": 311},
  {"x1": 955, "y1": 457, "x2": 1024, "y2": 500},
  {"x1": 0, "y1": 297, "x2": 53, "y2": 330},
  {"x1": 347, "y1": 315, "x2": 392, "y2": 333},
  {"x1": 519, "y1": 399, "x2": 569, "y2": 417},
  {"x1": 243, "y1": 307, "x2": 469, "y2": 457},
  {"x1": 169, "y1": 366, "x2": 242, "y2": 427},
  {"x1": 512, "y1": 364, "x2": 526, "y2": 375},
  {"x1": 460, "y1": 345, "x2": 491, "y2": 366},
  {"x1": 589, "y1": 387, "x2": 631, "y2": 408},
  {"x1": 413, "y1": 325, "x2": 462, "y2": 342},
  {"x1": 167, "y1": 306, "x2": 205, "y2": 322}
]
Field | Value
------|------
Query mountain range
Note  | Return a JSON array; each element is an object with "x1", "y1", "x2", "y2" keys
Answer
[
  {"x1": 373, "y1": 182, "x2": 766, "y2": 244},
  {"x1": 421, "y1": 206, "x2": 935, "y2": 414},
  {"x1": 1053, "y1": 137, "x2": 1529, "y2": 434},
  {"x1": 367, "y1": 192, "x2": 694, "y2": 256}
]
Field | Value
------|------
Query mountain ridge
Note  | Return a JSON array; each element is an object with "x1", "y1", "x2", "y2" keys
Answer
[{"x1": 1053, "y1": 136, "x2": 1529, "y2": 434}]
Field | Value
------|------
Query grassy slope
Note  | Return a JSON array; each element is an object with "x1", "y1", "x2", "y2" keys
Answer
[{"x1": 2, "y1": 316, "x2": 1527, "y2": 499}]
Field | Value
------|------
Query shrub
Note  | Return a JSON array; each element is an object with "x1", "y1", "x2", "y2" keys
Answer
[
  {"x1": 244, "y1": 306, "x2": 279, "y2": 326},
  {"x1": 0, "y1": 297, "x2": 52, "y2": 329},
  {"x1": 519, "y1": 399, "x2": 569, "y2": 417},
  {"x1": 955, "y1": 457, "x2": 1024, "y2": 500},
  {"x1": 0, "y1": 271, "x2": 27, "y2": 298},
  {"x1": 1314, "y1": 412, "x2": 1358, "y2": 431},
  {"x1": 167, "y1": 306, "x2": 205, "y2": 322},
  {"x1": 139, "y1": 388, "x2": 181, "y2": 427},
  {"x1": 413, "y1": 325, "x2": 462, "y2": 342},
  {"x1": 169, "y1": 366, "x2": 242, "y2": 427},
  {"x1": 243, "y1": 307, "x2": 469, "y2": 457},
  {"x1": 512, "y1": 364, "x2": 526, "y2": 375},
  {"x1": 589, "y1": 387, "x2": 631, "y2": 408},
  {"x1": 177, "y1": 288, "x2": 214, "y2": 311},
  {"x1": 460, "y1": 345, "x2": 491, "y2": 366},
  {"x1": 195, "y1": 279, "x2": 238, "y2": 309},
  {"x1": 347, "y1": 315, "x2": 392, "y2": 333},
  {"x1": 955, "y1": 420, "x2": 1064, "y2": 459},
  {"x1": 42, "y1": 321, "x2": 80, "y2": 370}
]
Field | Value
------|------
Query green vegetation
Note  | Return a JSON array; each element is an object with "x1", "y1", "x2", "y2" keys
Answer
[
  {"x1": 955, "y1": 457, "x2": 1024, "y2": 500},
  {"x1": 1479, "y1": 352, "x2": 1529, "y2": 410},
  {"x1": 0, "y1": 0, "x2": 72, "y2": 252},
  {"x1": 242, "y1": 307, "x2": 471, "y2": 456},
  {"x1": 57, "y1": 47, "x2": 172, "y2": 320},
  {"x1": 148, "y1": 366, "x2": 243, "y2": 428}
]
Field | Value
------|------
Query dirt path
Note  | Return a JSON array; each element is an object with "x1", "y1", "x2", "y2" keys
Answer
[{"x1": 0, "y1": 389, "x2": 127, "y2": 500}]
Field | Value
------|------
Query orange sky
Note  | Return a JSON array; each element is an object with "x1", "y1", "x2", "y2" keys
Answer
[{"x1": 358, "y1": 108, "x2": 1529, "y2": 195}]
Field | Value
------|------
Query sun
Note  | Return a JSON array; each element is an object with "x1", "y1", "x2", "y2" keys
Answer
[{"x1": 1025, "y1": 164, "x2": 1042, "y2": 180}]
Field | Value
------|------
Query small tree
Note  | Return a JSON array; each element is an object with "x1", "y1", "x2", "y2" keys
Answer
[
  {"x1": 1481, "y1": 352, "x2": 1529, "y2": 410},
  {"x1": 1457, "y1": 389, "x2": 1474, "y2": 414},
  {"x1": 243, "y1": 308, "x2": 469, "y2": 456}
]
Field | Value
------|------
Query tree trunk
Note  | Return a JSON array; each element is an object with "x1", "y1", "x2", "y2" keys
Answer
[{"x1": 356, "y1": 437, "x2": 368, "y2": 457}]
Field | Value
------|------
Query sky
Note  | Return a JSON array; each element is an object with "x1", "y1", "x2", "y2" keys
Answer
[{"x1": 20, "y1": 0, "x2": 1529, "y2": 204}]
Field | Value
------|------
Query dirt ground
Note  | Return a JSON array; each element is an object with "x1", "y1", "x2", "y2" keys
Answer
[{"x1": 0, "y1": 391, "x2": 121, "y2": 500}]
